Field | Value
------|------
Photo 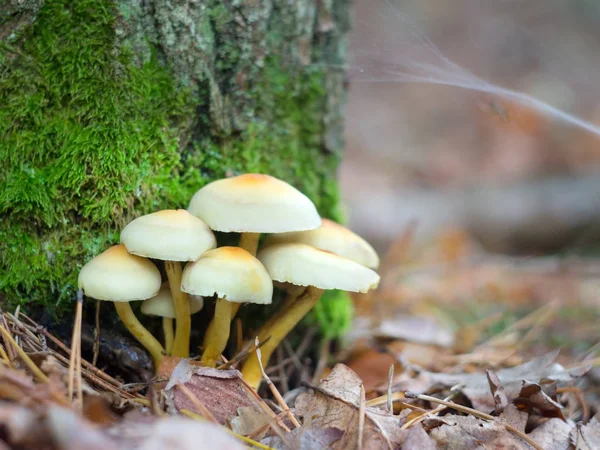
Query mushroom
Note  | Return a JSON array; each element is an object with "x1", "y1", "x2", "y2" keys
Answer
[
  {"x1": 260, "y1": 219, "x2": 380, "y2": 334},
  {"x1": 240, "y1": 243, "x2": 380, "y2": 389},
  {"x1": 120, "y1": 209, "x2": 216, "y2": 358},
  {"x1": 141, "y1": 283, "x2": 204, "y2": 354},
  {"x1": 263, "y1": 218, "x2": 380, "y2": 269},
  {"x1": 78, "y1": 245, "x2": 164, "y2": 368},
  {"x1": 181, "y1": 247, "x2": 272, "y2": 367},
  {"x1": 188, "y1": 173, "x2": 321, "y2": 255},
  {"x1": 188, "y1": 173, "x2": 321, "y2": 323}
]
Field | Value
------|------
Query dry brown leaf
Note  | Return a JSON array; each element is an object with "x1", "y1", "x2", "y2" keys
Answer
[
  {"x1": 526, "y1": 418, "x2": 573, "y2": 450},
  {"x1": 346, "y1": 349, "x2": 398, "y2": 393},
  {"x1": 487, "y1": 369, "x2": 508, "y2": 414},
  {"x1": 296, "y1": 364, "x2": 405, "y2": 449},
  {"x1": 425, "y1": 415, "x2": 529, "y2": 450},
  {"x1": 410, "y1": 351, "x2": 588, "y2": 412},
  {"x1": 228, "y1": 406, "x2": 269, "y2": 438},
  {"x1": 163, "y1": 359, "x2": 255, "y2": 424},
  {"x1": 261, "y1": 427, "x2": 344, "y2": 450},
  {"x1": 570, "y1": 417, "x2": 600, "y2": 450},
  {"x1": 500, "y1": 404, "x2": 528, "y2": 432},
  {"x1": 515, "y1": 381, "x2": 565, "y2": 419},
  {"x1": 400, "y1": 423, "x2": 436, "y2": 450}
]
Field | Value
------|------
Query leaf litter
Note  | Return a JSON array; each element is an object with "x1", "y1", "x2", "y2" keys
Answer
[{"x1": 0, "y1": 227, "x2": 599, "y2": 449}]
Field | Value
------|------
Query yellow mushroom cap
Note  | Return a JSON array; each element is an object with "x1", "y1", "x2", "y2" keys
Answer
[
  {"x1": 187, "y1": 174, "x2": 322, "y2": 233},
  {"x1": 120, "y1": 209, "x2": 216, "y2": 262},
  {"x1": 78, "y1": 245, "x2": 161, "y2": 301},
  {"x1": 263, "y1": 219, "x2": 380, "y2": 269},
  {"x1": 141, "y1": 283, "x2": 204, "y2": 318},
  {"x1": 181, "y1": 247, "x2": 273, "y2": 304},
  {"x1": 257, "y1": 243, "x2": 380, "y2": 293}
]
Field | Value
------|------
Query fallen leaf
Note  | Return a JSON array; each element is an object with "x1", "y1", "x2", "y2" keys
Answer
[
  {"x1": 262, "y1": 427, "x2": 344, "y2": 450},
  {"x1": 228, "y1": 406, "x2": 269, "y2": 438},
  {"x1": 400, "y1": 423, "x2": 436, "y2": 450},
  {"x1": 526, "y1": 418, "x2": 573, "y2": 450},
  {"x1": 500, "y1": 404, "x2": 528, "y2": 432},
  {"x1": 487, "y1": 369, "x2": 508, "y2": 414},
  {"x1": 346, "y1": 349, "x2": 398, "y2": 393},
  {"x1": 515, "y1": 381, "x2": 564, "y2": 419},
  {"x1": 163, "y1": 359, "x2": 255, "y2": 424},
  {"x1": 425, "y1": 415, "x2": 529, "y2": 450},
  {"x1": 410, "y1": 351, "x2": 588, "y2": 411},
  {"x1": 295, "y1": 364, "x2": 406, "y2": 449},
  {"x1": 570, "y1": 417, "x2": 600, "y2": 450}
]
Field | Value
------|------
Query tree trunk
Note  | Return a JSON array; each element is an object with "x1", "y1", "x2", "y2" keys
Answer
[{"x1": 0, "y1": 0, "x2": 350, "y2": 312}]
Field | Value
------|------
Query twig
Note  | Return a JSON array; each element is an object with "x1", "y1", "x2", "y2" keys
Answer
[
  {"x1": 92, "y1": 300, "x2": 101, "y2": 367},
  {"x1": 255, "y1": 338, "x2": 301, "y2": 429},
  {"x1": 312, "y1": 338, "x2": 330, "y2": 384},
  {"x1": 357, "y1": 384, "x2": 366, "y2": 450},
  {"x1": 400, "y1": 387, "x2": 463, "y2": 430},
  {"x1": 238, "y1": 373, "x2": 293, "y2": 444},
  {"x1": 217, "y1": 336, "x2": 271, "y2": 370},
  {"x1": 276, "y1": 346, "x2": 289, "y2": 394},
  {"x1": 404, "y1": 392, "x2": 543, "y2": 450},
  {"x1": 180, "y1": 409, "x2": 275, "y2": 450},
  {"x1": 0, "y1": 325, "x2": 49, "y2": 383},
  {"x1": 387, "y1": 365, "x2": 394, "y2": 414},
  {"x1": 284, "y1": 328, "x2": 316, "y2": 379},
  {"x1": 0, "y1": 314, "x2": 16, "y2": 361},
  {"x1": 68, "y1": 292, "x2": 83, "y2": 409}
]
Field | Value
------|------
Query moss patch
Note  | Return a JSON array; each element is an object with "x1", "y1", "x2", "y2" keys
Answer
[{"x1": 0, "y1": 0, "x2": 344, "y2": 316}]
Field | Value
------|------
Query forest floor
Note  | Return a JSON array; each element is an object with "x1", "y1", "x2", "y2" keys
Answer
[{"x1": 0, "y1": 226, "x2": 598, "y2": 449}]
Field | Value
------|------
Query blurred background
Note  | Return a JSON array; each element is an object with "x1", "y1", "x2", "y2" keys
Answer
[
  {"x1": 338, "y1": 0, "x2": 600, "y2": 361},
  {"x1": 342, "y1": 0, "x2": 600, "y2": 254}
]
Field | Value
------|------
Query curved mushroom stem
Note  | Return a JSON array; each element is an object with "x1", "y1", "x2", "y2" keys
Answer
[
  {"x1": 165, "y1": 261, "x2": 191, "y2": 358},
  {"x1": 114, "y1": 301, "x2": 164, "y2": 369},
  {"x1": 241, "y1": 286, "x2": 324, "y2": 390},
  {"x1": 201, "y1": 297, "x2": 233, "y2": 367},
  {"x1": 163, "y1": 317, "x2": 174, "y2": 355},
  {"x1": 255, "y1": 285, "x2": 306, "y2": 344}
]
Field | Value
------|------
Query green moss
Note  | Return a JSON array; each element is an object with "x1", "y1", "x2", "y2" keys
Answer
[{"x1": 0, "y1": 0, "x2": 344, "y2": 316}]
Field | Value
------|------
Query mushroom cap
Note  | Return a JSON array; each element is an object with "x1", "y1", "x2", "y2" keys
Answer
[
  {"x1": 187, "y1": 174, "x2": 321, "y2": 233},
  {"x1": 78, "y1": 245, "x2": 161, "y2": 302},
  {"x1": 181, "y1": 247, "x2": 273, "y2": 304},
  {"x1": 120, "y1": 209, "x2": 216, "y2": 262},
  {"x1": 257, "y1": 243, "x2": 380, "y2": 293},
  {"x1": 141, "y1": 283, "x2": 204, "y2": 318},
  {"x1": 263, "y1": 219, "x2": 380, "y2": 269}
]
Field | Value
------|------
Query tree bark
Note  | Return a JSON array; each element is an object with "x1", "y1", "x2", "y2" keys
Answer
[{"x1": 0, "y1": 0, "x2": 350, "y2": 312}]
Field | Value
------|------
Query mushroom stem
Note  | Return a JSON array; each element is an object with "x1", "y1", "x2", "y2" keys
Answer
[
  {"x1": 255, "y1": 285, "x2": 306, "y2": 343},
  {"x1": 114, "y1": 301, "x2": 164, "y2": 369},
  {"x1": 239, "y1": 232, "x2": 260, "y2": 256},
  {"x1": 165, "y1": 261, "x2": 191, "y2": 358},
  {"x1": 241, "y1": 286, "x2": 324, "y2": 390},
  {"x1": 229, "y1": 232, "x2": 261, "y2": 321},
  {"x1": 163, "y1": 317, "x2": 174, "y2": 355},
  {"x1": 201, "y1": 298, "x2": 233, "y2": 367}
]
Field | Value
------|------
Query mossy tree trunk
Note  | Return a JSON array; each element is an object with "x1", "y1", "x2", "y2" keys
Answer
[{"x1": 0, "y1": 0, "x2": 349, "y2": 313}]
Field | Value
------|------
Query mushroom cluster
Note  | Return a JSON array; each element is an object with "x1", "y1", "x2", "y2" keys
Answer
[{"x1": 77, "y1": 174, "x2": 380, "y2": 388}]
